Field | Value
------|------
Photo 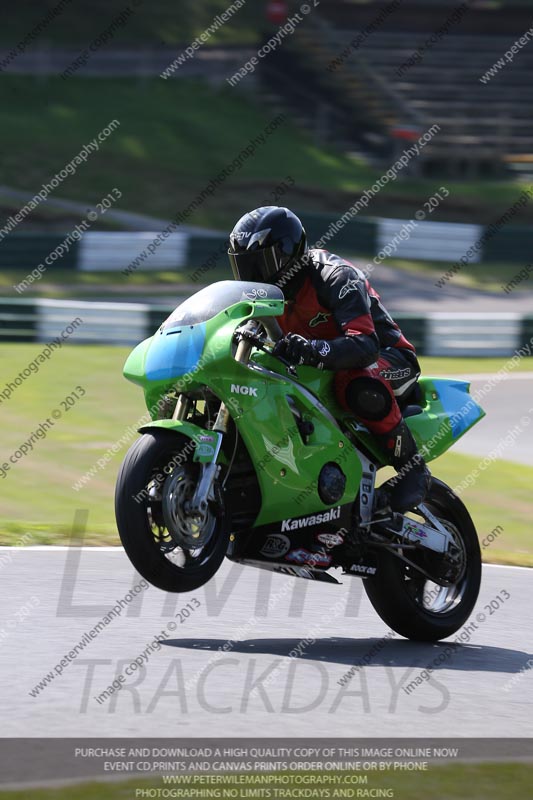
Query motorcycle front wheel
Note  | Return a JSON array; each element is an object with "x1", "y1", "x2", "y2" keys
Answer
[{"x1": 115, "y1": 432, "x2": 229, "y2": 592}]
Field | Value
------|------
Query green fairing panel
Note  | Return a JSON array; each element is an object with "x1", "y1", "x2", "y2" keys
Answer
[
  {"x1": 406, "y1": 377, "x2": 485, "y2": 462},
  {"x1": 252, "y1": 355, "x2": 485, "y2": 465},
  {"x1": 228, "y1": 366, "x2": 362, "y2": 526},
  {"x1": 123, "y1": 338, "x2": 152, "y2": 386}
]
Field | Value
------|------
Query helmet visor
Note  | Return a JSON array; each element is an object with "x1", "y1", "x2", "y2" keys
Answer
[{"x1": 228, "y1": 245, "x2": 281, "y2": 283}]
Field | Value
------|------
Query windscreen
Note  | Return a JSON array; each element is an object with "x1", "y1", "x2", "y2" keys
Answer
[{"x1": 162, "y1": 281, "x2": 285, "y2": 329}]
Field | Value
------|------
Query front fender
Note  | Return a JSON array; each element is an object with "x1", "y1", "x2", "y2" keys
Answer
[{"x1": 138, "y1": 420, "x2": 220, "y2": 464}]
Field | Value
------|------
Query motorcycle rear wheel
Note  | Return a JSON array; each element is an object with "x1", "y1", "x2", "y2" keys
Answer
[{"x1": 364, "y1": 478, "x2": 482, "y2": 641}]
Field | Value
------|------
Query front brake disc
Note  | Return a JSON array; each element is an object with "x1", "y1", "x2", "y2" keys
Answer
[{"x1": 162, "y1": 467, "x2": 214, "y2": 550}]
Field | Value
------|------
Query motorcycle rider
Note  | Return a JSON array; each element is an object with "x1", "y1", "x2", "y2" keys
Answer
[{"x1": 227, "y1": 205, "x2": 431, "y2": 513}]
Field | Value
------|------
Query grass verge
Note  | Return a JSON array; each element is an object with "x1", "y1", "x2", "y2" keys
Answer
[
  {"x1": 419, "y1": 357, "x2": 533, "y2": 375},
  {"x1": 0, "y1": 268, "x2": 232, "y2": 300},
  {"x1": 1, "y1": 764, "x2": 533, "y2": 800},
  {"x1": 390, "y1": 258, "x2": 533, "y2": 294}
]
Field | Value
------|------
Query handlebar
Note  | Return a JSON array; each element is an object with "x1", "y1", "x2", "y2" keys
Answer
[{"x1": 234, "y1": 321, "x2": 297, "y2": 376}]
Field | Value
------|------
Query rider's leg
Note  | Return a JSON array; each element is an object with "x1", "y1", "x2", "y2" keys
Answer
[{"x1": 334, "y1": 354, "x2": 430, "y2": 513}]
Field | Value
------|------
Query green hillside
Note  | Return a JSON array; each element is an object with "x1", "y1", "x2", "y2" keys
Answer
[
  {"x1": 0, "y1": 76, "x2": 531, "y2": 234},
  {"x1": 0, "y1": 0, "x2": 260, "y2": 47}
]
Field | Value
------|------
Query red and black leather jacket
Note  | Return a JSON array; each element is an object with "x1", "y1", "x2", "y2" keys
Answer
[{"x1": 278, "y1": 249, "x2": 415, "y2": 370}]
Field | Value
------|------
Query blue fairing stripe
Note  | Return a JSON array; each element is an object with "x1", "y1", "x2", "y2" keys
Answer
[
  {"x1": 145, "y1": 323, "x2": 206, "y2": 381},
  {"x1": 436, "y1": 379, "x2": 484, "y2": 439}
]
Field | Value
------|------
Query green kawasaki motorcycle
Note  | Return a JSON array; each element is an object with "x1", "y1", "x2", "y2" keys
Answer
[{"x1": 115, "y1": 281, "x2": 485, "y2": 641}]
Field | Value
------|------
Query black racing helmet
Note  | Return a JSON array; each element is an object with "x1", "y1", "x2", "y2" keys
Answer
[{"x1": 228, "y1": 206, "x2": 307, "y2": 287}]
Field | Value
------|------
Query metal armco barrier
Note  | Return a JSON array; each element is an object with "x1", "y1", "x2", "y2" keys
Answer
[
  {"x1": 0, "y1": 298, "x2": 532, "y2": 356},
  {"x1": 78, "y1": 232, "x2": 188, "y2": 272},
  {"x1": 426, "y1": 313, "x2": 522, "y2": 357},
  {"x1": 2, "y1": 213, "x2": 533, "y2": 273}
]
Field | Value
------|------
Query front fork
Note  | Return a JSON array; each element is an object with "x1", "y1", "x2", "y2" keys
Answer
[
  {"x1": 183, "y1": 327, "x2": 256, "y2": 516},
  {"x1": 187, "y1": 430, "x2": 224, "y2": 516}
]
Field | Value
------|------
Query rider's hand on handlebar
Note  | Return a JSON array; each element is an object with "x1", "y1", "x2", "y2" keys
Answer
[{"x1": 273, "y1": 333, "x2": 324, "y2": 368}]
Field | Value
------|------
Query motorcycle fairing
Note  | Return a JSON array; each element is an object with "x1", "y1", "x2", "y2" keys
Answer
[
  {"x1": 144, "y1": 324, "x2": 207, "y2": 381},
  {"x1": 407, "y1": 378, "x2": 485, "y2": 460},
  {"x1": 226, "y1": 502, "x2": 353, "y2": 570}
]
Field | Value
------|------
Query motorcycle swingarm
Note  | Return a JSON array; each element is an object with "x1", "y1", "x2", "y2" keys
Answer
[
  {"x1": 371, "y1": 512, "x2": 453, "y2": 555},
  {"x1": 355, "y1": 452, "x2": 453, "y2": 556}
]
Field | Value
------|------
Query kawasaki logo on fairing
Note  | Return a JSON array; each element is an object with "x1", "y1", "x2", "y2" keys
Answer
[{"x1": 281, "y1": 506, "x2": 341, "y2": 532}]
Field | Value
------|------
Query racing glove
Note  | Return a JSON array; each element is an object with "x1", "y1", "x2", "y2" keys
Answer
[
  {"x1": 275, "y1": 331, "x2": 378, "y2": 370},
  {"x1": 274, "y1": 333, "x2": 330, "y2": 368}
]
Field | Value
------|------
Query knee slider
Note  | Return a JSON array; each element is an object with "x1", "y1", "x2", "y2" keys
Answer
[{"x1": 345, "y1": 377, "x2": 392, "y2": 421}]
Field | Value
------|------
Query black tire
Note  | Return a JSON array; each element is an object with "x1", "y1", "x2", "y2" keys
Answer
[
  {"x1": 364, "y1": 478, "x2": 482, "y2": 641},
  {"x1": 115, "y1": 432, "x2": 229, "y2": 593}
]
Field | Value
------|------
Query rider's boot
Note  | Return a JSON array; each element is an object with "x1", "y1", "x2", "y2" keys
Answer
[{"x1": 374, "y1": 419, "x2": 431, "y2": 513}]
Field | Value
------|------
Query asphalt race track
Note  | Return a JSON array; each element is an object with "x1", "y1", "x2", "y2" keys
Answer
[
  {"x1": 2, "y1": 549, "x2": 531, "y2": 737},
  {"x1": 449, "y1": 373, "x2": 533, "y2": 466}
]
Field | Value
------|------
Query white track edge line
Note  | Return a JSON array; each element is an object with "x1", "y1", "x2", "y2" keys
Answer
[{"x1": 0, "y1": 547, "x2": 530, "y2": 570}]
